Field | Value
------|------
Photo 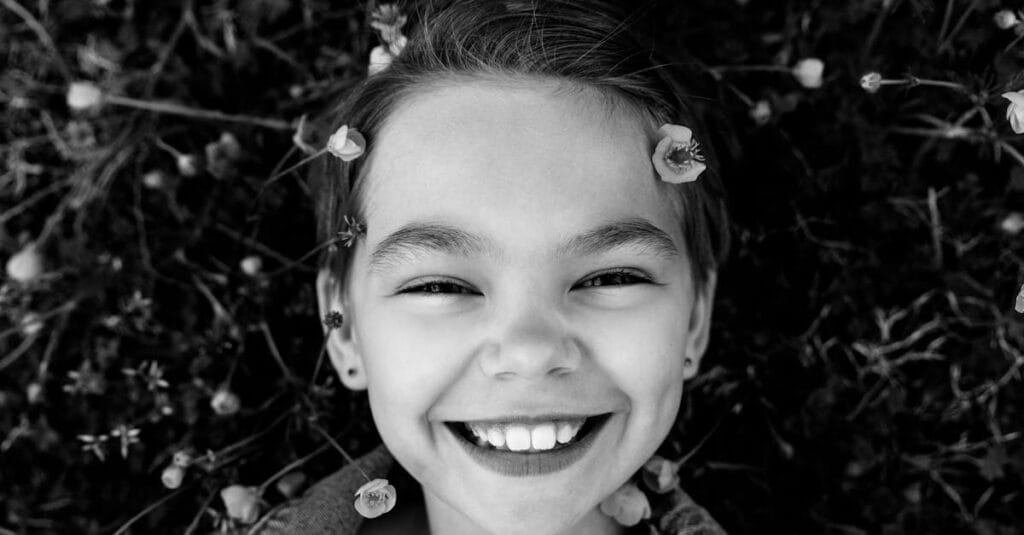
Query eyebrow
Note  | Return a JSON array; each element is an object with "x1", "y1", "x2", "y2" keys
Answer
[{"x1": 367, "y1": 216, "x2": 680, "y2": 275}]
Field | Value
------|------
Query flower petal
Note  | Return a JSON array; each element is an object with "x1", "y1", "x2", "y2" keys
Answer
[
  {"x1": 656, "y1": 124, "x2": 693, "y2": 144},
  {"x1": 1002, "y1": 91, "x2": 1024, "y2": 107}
]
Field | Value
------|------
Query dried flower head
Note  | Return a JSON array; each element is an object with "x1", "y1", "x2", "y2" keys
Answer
[
  {"x1": 860, "y1": 72, "x2": 882, "y2": 93},
  {"x1": 6, "y1": 242, "x2": 45, "y2": 283},
  {"x1": 210, "y1": 388, "x2": 241, "y2": 416},
  {"x1": 599, "y1": 481, "x2": 651, "y2": 527},
  {"x1": 337, "y1": 215, "x2": 366, "y2": 247},
  {"x1": 354, "y1": 478, "x2": 397, "y2": 519},
  {"x1": 369, "y1": 3, "x2": 408, "y2": 46},
  {"x1": 652, "y1": 124, "x2": 706, "y2": 184},
  {"x1": 327, "y1": 125, "x2": 367, "y2": 161},
  {"x1": 323, "y1": 311, "x2": 345, "y2": 330}
]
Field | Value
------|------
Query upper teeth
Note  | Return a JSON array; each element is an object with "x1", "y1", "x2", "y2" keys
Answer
[{"x1": 465, "y1": 420, "x2": 585, "y2": 452}]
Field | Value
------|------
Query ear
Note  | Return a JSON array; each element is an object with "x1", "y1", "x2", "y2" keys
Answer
[
  {"x1": 682, "y1": 271, "x2": 717, "y2": 381},
  {"x1": 315, "y1": 269, "x2": 368, "y2": 390}
]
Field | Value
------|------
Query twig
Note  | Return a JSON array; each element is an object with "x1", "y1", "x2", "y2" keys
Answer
[
  {"x1": 112, "y1": 484, "x2": 194, "y2": 535},
  {"x1": 0, "y1": 0, "x2": 72, "y2": 80},
  {"x1": 927, "y1": 187, "x2": 943, "y2": 269},
  {"x1": 311, "y1": 423, "x2": 372, "y2": 482},
  {"x1": 258, "y1": 321, "x2": 299, "y2": 384}
]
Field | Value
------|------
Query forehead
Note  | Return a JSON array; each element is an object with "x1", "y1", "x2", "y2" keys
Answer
[{"x1": 359, "y1": 79, "x2": 681, "y2": 261}]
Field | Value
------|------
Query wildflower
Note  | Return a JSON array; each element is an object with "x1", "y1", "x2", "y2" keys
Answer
[
  {"x1": 354, "y1": 478, "x2": 397, "y2": 519},
  {"x1": 1016, "y1": 283, "x2": 1024, "y2": 313},
  {"x1": 220, "y1": 485, "x2": 261, "y2": 524},
  {"x1": 275, "y1": 471, "x2": 307, "y2": 499},
  {"x1": 369, "y1": 3, "x2": 408, "y2": 45},
  {"x1": 210, "y1": 388, "x2": 241, "y2": 416},
  {"x1": 66, "y1": 81, "x2": 103, "y2": 111},
  {"x1": 142, "y1": 170, "x2": 166, "y2": 189},
  {"x1": 110, "y1": 424, "x2": 141, "y2": 459},
  {"x1": 240, "y1": 255, "x2": 262, "y2": 276},
  {"x1": 6, "y1": 242, "x2": 44, "y2": 283},
  {"x1": 78, "y1": 433, "x2": 109, "y2": 461},
  {"x1": 994, "y1": 9, "x2": 1020, "y2": 30},
  {"x1": 368, "y1": 45, "x2": 395, "y2": 75},
  {"x1": 161, "y1": 464, "x2": 185, "y2": 489},
  {"x1": 860, "y1": 72, "x2": 882, "y2": 93},
  {"x1": 640, "y1": 456, "x2": 681, "y2": 494},
  {"x1": 1000, "y1": 212, "x2": 1024, "y2": 235},
  {"x1": 326, "y1": 125, "x2": 366, "y2": 162},
  {"x1": 652, "y1": 124, "x2": 706, "y2": 184},
  {"x1": 1001, "y1": 90, "x2": 1024, "y2": 134},
  {"x1": 599, "y1": 482, "x2": 651, "y2": 527},
  {"x1": 792, "y1": 58, "x2": 824, "y2": 89},
  {"x1": 337, "y1": 215, "x2": 365, "y2": 247},
  {"x1": 323, "y1": 311, "x2": 345, "y2": 330},
  {"x1": 749, "y1": 100, "x2": 771, "y2": 125},
  {"x1": 19, "y1": 312, "x2": 44, "y2": 336}
]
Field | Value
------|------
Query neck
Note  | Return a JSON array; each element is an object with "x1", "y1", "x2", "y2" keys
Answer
[{"x1": 423, "y1": 488, "x2": 624, "y2": 535}]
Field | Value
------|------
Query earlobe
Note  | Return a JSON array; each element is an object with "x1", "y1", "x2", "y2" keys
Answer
[
  {"x1": 315, "y1": 269, "x2": 369, "y2": 391},
  {"x1": 682, "y1": 271, "x2": 717, "y2": 381}
]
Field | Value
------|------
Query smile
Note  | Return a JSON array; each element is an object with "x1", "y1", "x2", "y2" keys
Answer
[{"x1": 444, "y1": 413, "x2": 613, "y2": 477}]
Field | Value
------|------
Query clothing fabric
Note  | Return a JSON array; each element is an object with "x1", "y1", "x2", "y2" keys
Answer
[{"x1": 249, "y1": 444, "x2": 727, "y2": 535}]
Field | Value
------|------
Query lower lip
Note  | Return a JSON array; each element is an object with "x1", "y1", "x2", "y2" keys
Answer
[{"x1": 446, "y1": 414, "x2": 612, "y2": 477}]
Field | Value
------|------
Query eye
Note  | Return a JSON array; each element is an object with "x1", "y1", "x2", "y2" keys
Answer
[
  {"x1": 576, "y1": 269, "x2": 653, "y2": 289},
  {"x1": 398, "y1": 279, "x2": 476, "y2": 295}
]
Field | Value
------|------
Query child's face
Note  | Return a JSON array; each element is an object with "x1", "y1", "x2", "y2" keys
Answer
[{"x1": 320, "y1": 79, "x2": 715, "y2": 534}]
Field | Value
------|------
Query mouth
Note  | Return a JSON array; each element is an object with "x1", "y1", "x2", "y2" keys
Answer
[{"x1": 443, "y1": 413, "x2": 613, "y2": 477}]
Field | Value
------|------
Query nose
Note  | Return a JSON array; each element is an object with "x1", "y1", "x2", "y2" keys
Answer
[{"x1": 478, "y1": 297, "x2": 582, "y2": 380}]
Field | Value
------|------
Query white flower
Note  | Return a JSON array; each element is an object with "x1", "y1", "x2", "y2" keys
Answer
[
  {"x1": 66, "y1": 81, "x2": 103, "y2": 111},
  {"x1": 239, "y1": 255, "x2": 262, "y2": 276},
  {"x1": 368, "y1": 45, "x2": 394, "y2": 76},
  {"x1": 792, "y1": 58, "x2": 825, "y2": 89},
  {"x1": 326, "y1": 125, "x2": 366, "y2": 162},
  {"x1": 994, "y1": 10, "x2": 1020, "y2": 30},
  {"x1": 220, "y1": 485, "x2": 260, "y2": 524},
  {"x1": 210, "y1": 388, "x2": 240, "y2": 416},
  {"x1": 860, "y1": 72, "x2": 882, "y2": 93},
  {"x1": 161, "y1": 465, "x2": 185, "y2": 489},
  {"x1": 749, "y1": 100, "x2": 771, "y2": 125},
  {"x1": 1000, "y1": 212, "x2": 1024, "y2": 235},
  {"x1": 354, "y1": 478, "x2": 397, "y2": 518},
  {"x1": 1002, "y1": 90, "x2": 1024, "y2": 134},
  {"x1": 6, "y1": 242, "x2": 44, "y2": 283},
  {"x1": 599, "y1": 482, "x2": 651, "y2": 527}
]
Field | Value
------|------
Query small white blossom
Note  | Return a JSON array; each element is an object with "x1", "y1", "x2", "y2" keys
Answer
[
  {"x1": 161, "y1": 464, "x2": 185, "y2": 489},
  {"x1": 6, "y1": 242, "x2": 44, "y2": 283},
  {"x1": 240, "y1": 255, "x2": 262, "y2": 276},
  {"x1": 326, "y1": 125, "x2": 366, "y2": 162},
  {"x1": 66, "y1": 81, "x2": 103, "y2": 111},
  {"x1": 211, "y1": 388, "x2": 241, "y2": 416},
  {"x1": 1002, "y1": 90, "x2": 1024, "y2": 134},
  {"x1": 994, "y1": 9, "x2": 1020, "y2": 30},
  {"x1": 221, "y1": 485, "x2": 261, "y2": 524},
  {"x1": 1000, "y1": 212, "x2": 1024, "y2": 235},
  {"x1": 792, "y1": 58, "x2": 825, "y2": 89},
  {"x1": 368, "y1": 45, "x2": 394, "y2": 76},
  {"x1": 860, "y1": 72, "x2": 882, "y2": 93}
]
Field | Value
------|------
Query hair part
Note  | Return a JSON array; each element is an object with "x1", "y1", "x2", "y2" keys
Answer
[{"x1": 313, "y1": 0, "x2": 731, "y2": 295}]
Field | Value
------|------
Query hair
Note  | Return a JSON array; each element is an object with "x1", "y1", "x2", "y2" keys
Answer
[{"x1": 313, "y1": 0, "x2": 731, "y2": 295}]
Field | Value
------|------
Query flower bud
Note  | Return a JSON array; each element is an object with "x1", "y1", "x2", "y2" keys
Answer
[
  {"x1": 6, "y1": 242, "x2": 44, "y2": 283},
  {"x1": 210, "y1": 388, "x2": 240, "y2": 416},
  {"x1": 240, "y1": 255, "x2": 262, "y2": 276},
  {"x1": 640, "y1": 456, "x2": 681, "y2": 494},
  {"x1": 176, "y1": 154, "x2": 199, "y2": 177},
  {"x1": 1000, "y1": 212, "x2": 1024, "y2": 235},
  {"x1": 275, "y1": 471, "x2": 307, "y2": 499},
  {"x1": 994, "y1": 9, "x2": 1020, "y2": 30},
  {"x1": 354, "y1": 478, "x2": 397, "y2": 519},
  {"x1": 66, "y1": 81, "x2": 103, "y2": 112},
  {"x1": 327, "y1": 125, "x2": 366, "y2": 161},
  {"x1": 792, "y1": 58, "x2": 824, "y2": 89},
  {"x1": 161, "y1": 464, "x2": 185, "y2": 489},
  {"x1": 859, "y1": 72, "x2": 882, "y2": 93},
  {"x1": 220, "y1": 485, "x2": 260, "y2": 524},
  {"x1": 1015, "y1": 283, "x2": 1024, "y2": 314},
  {"x1": 1002, "y1": 90, "x2": 1024, "y2": 134},
  {"x1": 599, "y1": 482, "x2": 651, "y2": 527},
  {"x1": 749, "y1": 100, "x2": 771, "y2": 126}
]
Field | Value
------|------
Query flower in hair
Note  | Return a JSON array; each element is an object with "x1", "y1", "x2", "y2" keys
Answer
[
  {"x1": 652, "y1": 124, "x2": 706, "y2": 184},
  {"x1": 641, "y1": 455, "x2": 682, "y2": 494},
  {"x1": 599, "y1": 481, "x2": 651, "y2": 527},
  {"x1": 327, "y1": 125, "x2": 366, "y2": 161},
  {"x1": 337, "y1": 215, "x2": 366, "y2": 247},
  {"x1": 369, "y1": 3, "x2": 408, "y2": 47},
  {"x1": 354, "y1": 478, "x2": 397, "y2": 519}
]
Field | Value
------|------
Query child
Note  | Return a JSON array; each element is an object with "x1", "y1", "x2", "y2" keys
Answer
[{"x1": 256, "y1": 0, "x2": 731, "y2": 533}]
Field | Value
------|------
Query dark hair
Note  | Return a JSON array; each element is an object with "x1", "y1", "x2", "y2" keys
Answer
[{"x1": 313, "y1": 0, "x2": 731, "y2": 294}]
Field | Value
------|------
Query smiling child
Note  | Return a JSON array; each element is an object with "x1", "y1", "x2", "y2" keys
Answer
[{"x1": 255, "y1": 0, "x2": 731, "y2": 533}]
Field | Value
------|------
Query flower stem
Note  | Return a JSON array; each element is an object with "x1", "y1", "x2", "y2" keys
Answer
[
  {"x1": 312, "y1": 423, "x2": 373, "y2": 482},
  {"x1": 103, "y1": 95, "x2": 293, "y2": 131}
]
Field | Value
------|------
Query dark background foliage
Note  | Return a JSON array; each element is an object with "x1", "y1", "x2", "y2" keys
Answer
[{"x1": 1, "y1": 0, "x2": 1023, "y2": 533}]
